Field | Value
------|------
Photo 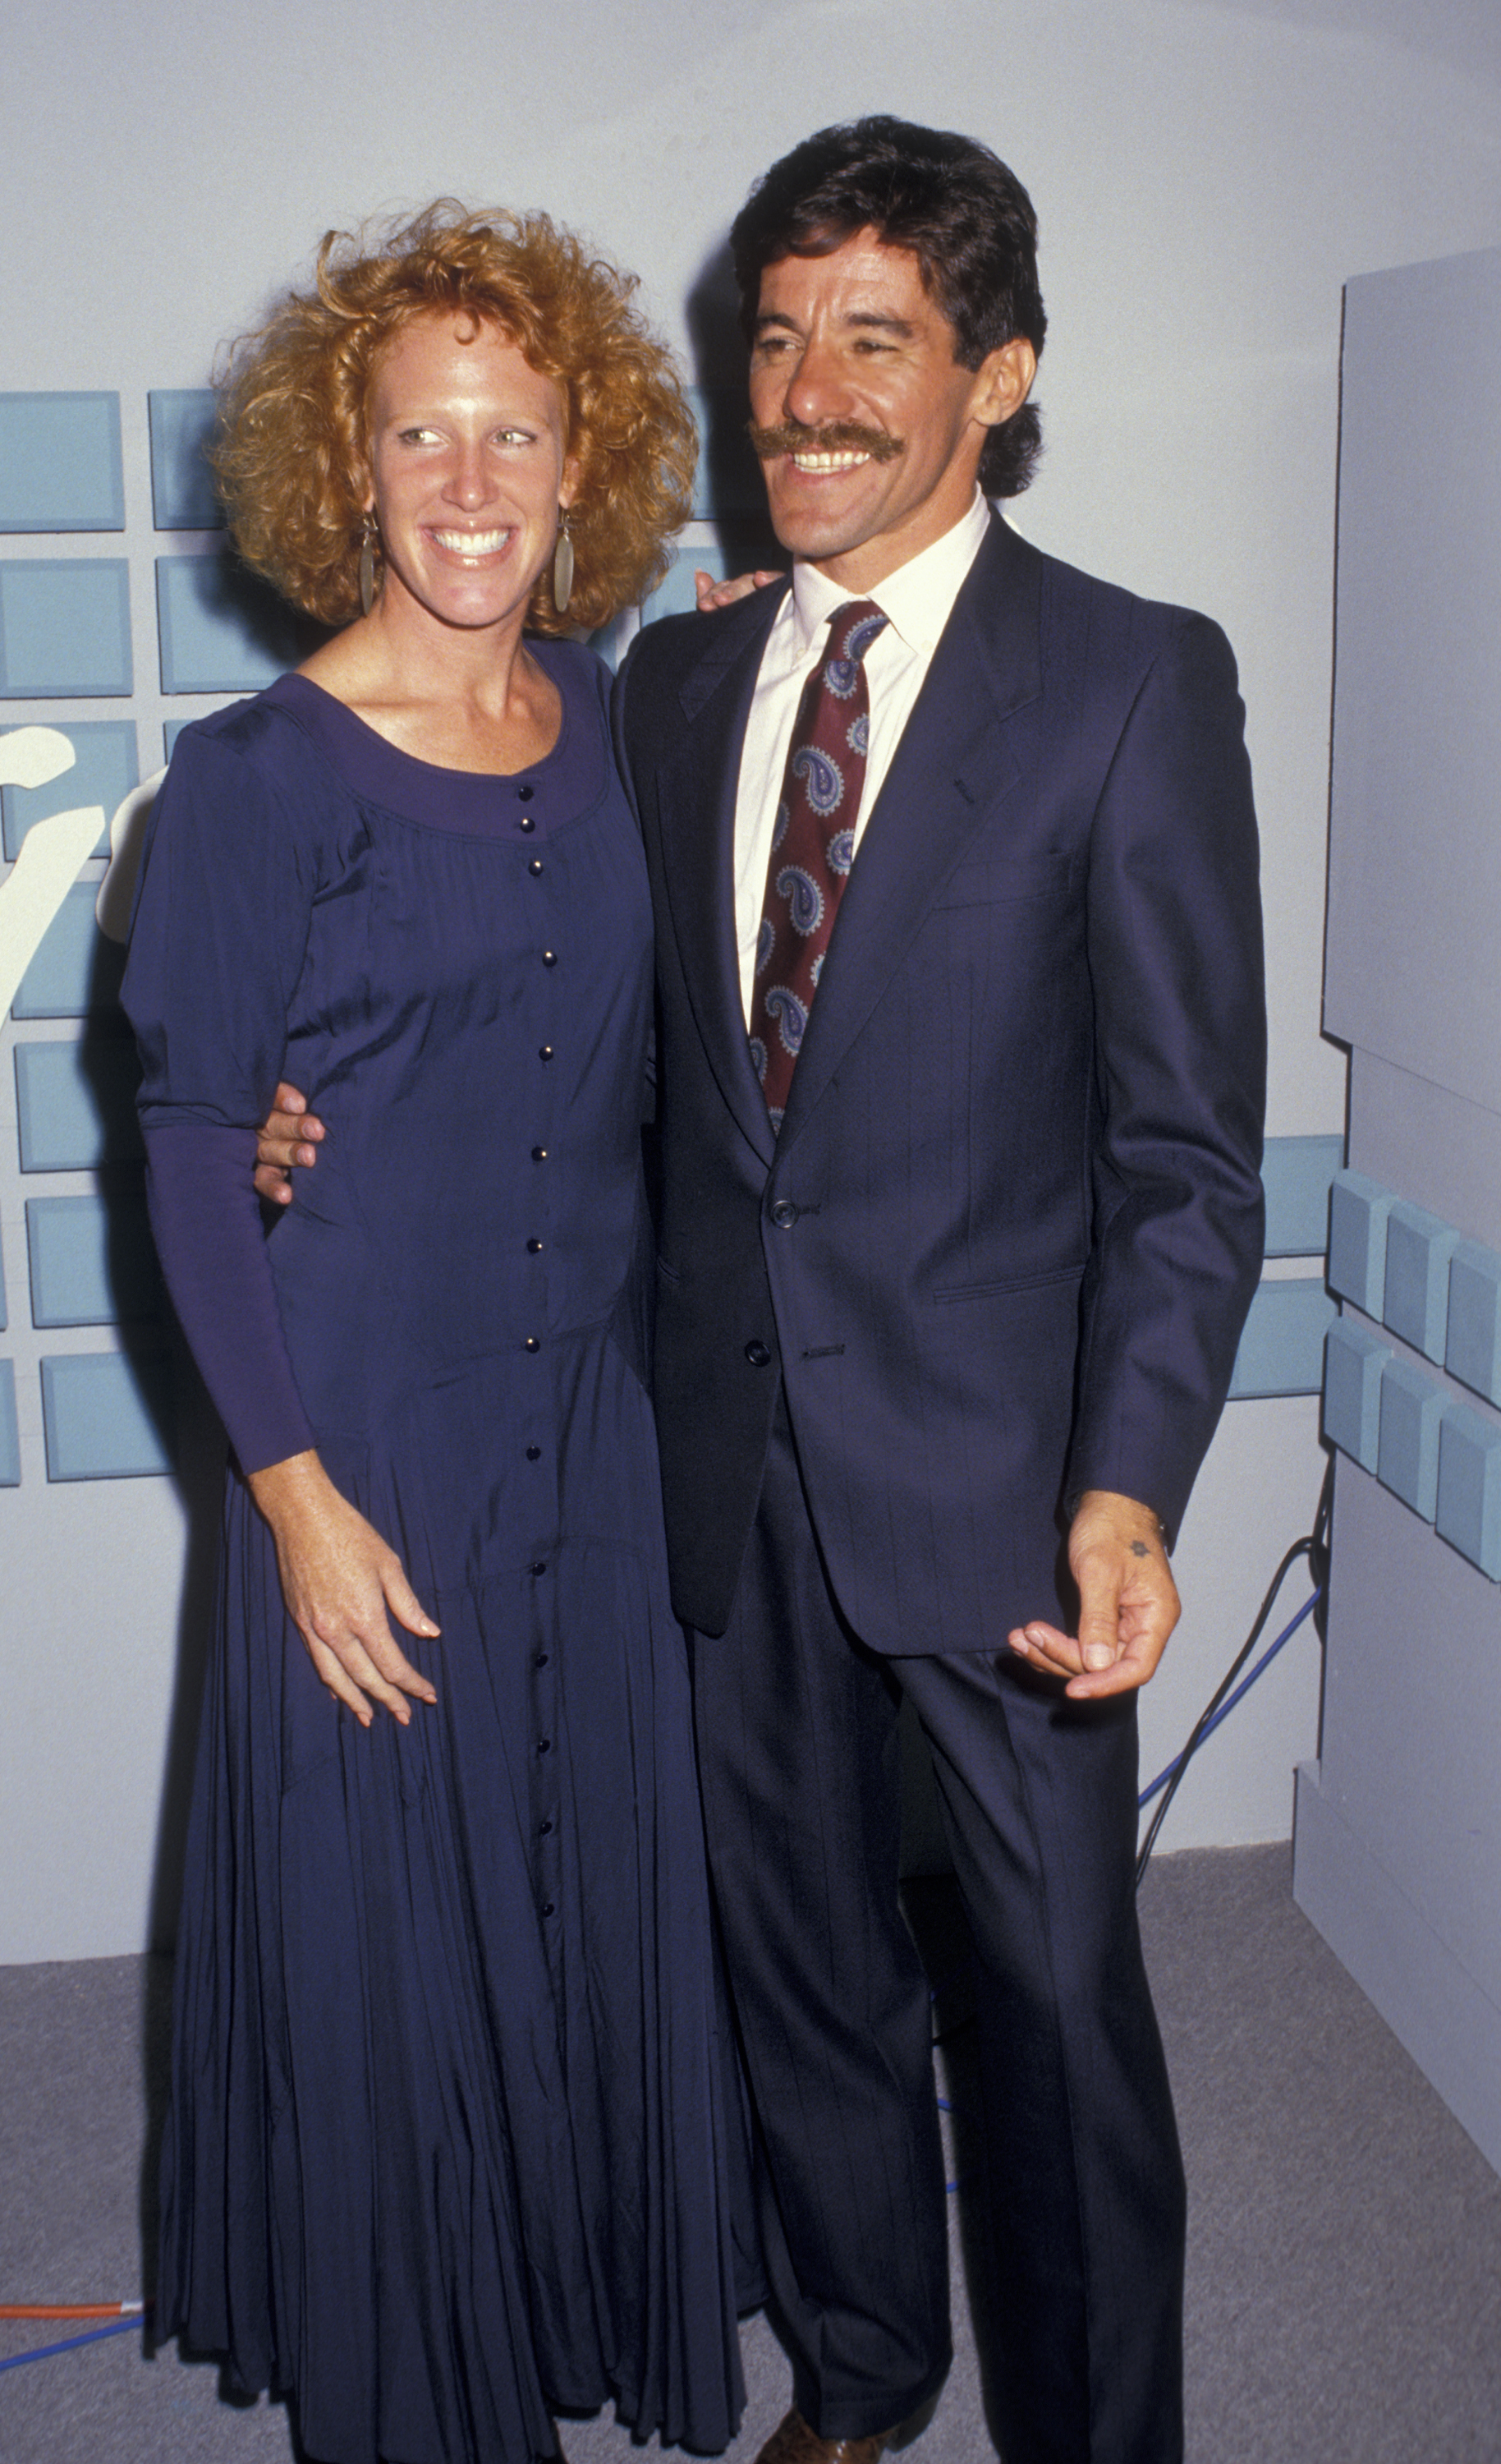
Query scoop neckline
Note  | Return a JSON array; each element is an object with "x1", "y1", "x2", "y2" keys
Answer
[{"x1": 271, "y1": 652, "x2": 574, "y2": 786}]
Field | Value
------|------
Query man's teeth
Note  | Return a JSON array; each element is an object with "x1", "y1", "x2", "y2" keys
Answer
[
  {"x1": 433, "y1": 528, "x2": 509, "y2": 554},
  {"x1": 790, "y1": 449, "x2": 871, "y2": 472}
]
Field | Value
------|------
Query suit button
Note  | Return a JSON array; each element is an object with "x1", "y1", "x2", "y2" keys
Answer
[
  {"x1": 541, "y1": 949, "x2": 558, "y2": 968},
  {"x1": 524, "y1": 1335, "x2": 541, "y2": 1353},
  {"x1": 743, "y1": 1339, "x2": 773, "y2": 1368},
  {"x1": 769, "y1": 1198, "x2": 799, "y2": 1229}
]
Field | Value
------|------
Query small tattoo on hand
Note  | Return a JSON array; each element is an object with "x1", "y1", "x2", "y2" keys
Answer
[{"x1": 1130, "y1": 1540, "x2": 1150, "y2": 1556}]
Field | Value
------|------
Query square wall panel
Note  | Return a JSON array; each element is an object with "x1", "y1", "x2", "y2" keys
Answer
[
  {"x1": 1323, "y1": 1317, "x2": 1389, "y2": 1471},
  {"x1": 1376, "y1": 1354, "x2": 1446, "y2": 1522},
  {"x1": 1446, "y1": 1241, "x2": 1501, "y2": 1407},
  {"x1": 0, "y1": 559, "x2": 133, "y2": 697},
  {"x1": 26, "y1": 1192, "x2": 160, "y2": 1327},
  {"x1": 0, "y1": 1360, "x2": 18, "y2": 1486},
  {"x1": 640, "y1": 545, "x2": 728, "y2": 629},
  {"x1": 1, "y1": 718, "x2": 137, "y2": 858},
  {"x1": 1384, "y1": 1200, "x2": 1460, "y2": 1363},
  {"x1": 1261, "y1": 1133, "x2": 1345, "y2": 1258},
  {"x1": 0, "y1": 393, "x2": 124, "y2": 532},
  {"x1": 1435, "y1": 1404, "x2": 1501, "y2": 1581},
  {"x1": 1328, "y1": 1170, "x2": 1394, "y2": 1316},
  {"x1": 11, "y1": 881, "x2": 126, "y2": 1019},
  {"x1": 1227, "y1": 1276, "x2": 1336, "y2": 1398},
  {"x1": 585, "y1": 609, "x2": 639, "y2": 675},
  {"x1": 156, "y1": 554, "x2": 298, "y2": 693},
  {"x1": 40, "y1": 1349, "x2": 173, "y2": 1479},
  {"x1": 148, "y1": 391, "x2": 223, "y2": 530},
  {"x1": 15, "y1": 1038, "x2": 143, "y2": 1171}
]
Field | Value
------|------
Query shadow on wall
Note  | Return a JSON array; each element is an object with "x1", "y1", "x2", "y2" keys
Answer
[{"x1": 685, "y1": 238, "x2": 783, "y2": 579}]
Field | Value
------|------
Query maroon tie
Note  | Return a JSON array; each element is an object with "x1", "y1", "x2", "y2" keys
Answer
[{"x1": 749, "y1": 599, "x2": 888, "y2": 1129}]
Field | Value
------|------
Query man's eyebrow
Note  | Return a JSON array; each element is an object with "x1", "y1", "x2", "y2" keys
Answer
[
  {"x1": 752, "y1": 308, "x2": 918, "y2": 340},
  {"x1": 846, "y1": 310, "x2": 917, "y2": 338}
]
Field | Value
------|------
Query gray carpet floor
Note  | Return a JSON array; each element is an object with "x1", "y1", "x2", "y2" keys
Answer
[{"x1": 3, "y1": 1844, "x2": 1499, "y2": 2464}]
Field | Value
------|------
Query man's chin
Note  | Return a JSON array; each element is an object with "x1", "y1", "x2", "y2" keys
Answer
[{"x1": 761, "y1": 488, "x2": 870, "y2": 565}]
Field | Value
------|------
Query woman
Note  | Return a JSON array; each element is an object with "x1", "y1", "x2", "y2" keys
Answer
[{"x1": 123, "y1": 203, "x2": 748, "y2": 2464}]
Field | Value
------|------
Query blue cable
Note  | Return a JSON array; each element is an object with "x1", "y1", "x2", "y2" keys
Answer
[
  {"x1": 0, "y1": 2315, "x2": 144, "y2": 2373},
  {"x1": 1138, "y1": 1588, "x2": 1321, "y2": 1810}
]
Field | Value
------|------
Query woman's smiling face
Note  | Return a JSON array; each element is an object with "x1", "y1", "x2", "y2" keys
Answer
[{"x1": 365, "y1": 311, "x2": 576, "y2": 637}]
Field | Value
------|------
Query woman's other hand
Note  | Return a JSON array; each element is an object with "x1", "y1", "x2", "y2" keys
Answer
[
  {"x1": 694, "y1": 568, "x2": 783, "y2": 612},
  {"x1": 248, "y1": 1450, "x2": 439, "y2": 1726},
  {"x1": 254, "y1": 1079, "x2": 324, "y2": 1205}
]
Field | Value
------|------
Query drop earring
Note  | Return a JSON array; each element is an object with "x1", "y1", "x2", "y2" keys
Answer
[
  {"x1": 358, "y1": 514, "x2": 379, "y2": 618},
  {"x1": 552, "y1": 508, "x2": 574, "y2": 616}
]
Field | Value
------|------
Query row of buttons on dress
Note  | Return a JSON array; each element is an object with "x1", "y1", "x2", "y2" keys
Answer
[
  {"x1": 519, "y1": 777, "x2": 562, "y2": 1924},
  {"x1": 523, "y1": 777, "x2": 557, "y2": 1369}
]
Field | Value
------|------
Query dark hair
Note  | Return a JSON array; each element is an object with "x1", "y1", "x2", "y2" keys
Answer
[{"x1": 730, "y1": 116, "x2": 1045, "y2": 498}]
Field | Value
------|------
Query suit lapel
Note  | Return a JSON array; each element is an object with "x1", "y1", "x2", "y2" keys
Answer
[
  {"x1": 778, "y1": 520, "x2": 1044, "y2": 1146},
  {"x1": 654, "y1": 582, "x2": 789, "y2": 1166}
]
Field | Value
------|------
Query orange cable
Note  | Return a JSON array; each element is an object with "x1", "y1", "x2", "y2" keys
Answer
[{"x1": 0, "y1": 2303, "x2": 145, "y2": 2319}]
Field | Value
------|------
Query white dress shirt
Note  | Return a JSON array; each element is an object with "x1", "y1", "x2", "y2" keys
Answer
[{"x1": 732, "y1": 490, "x2": 994, "y2": 1023}]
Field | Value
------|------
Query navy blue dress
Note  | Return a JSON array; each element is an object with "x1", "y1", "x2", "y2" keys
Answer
[{"x1": 123, "y1": 648, "x2": 746, "y2": 2464}]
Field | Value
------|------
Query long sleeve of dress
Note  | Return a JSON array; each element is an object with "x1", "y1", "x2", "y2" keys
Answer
[
  {"x1": 142, "y1": 1118, "x2": 315, "y2": 1473},
  {"x1": 122, "y1": 716, "x2": 322, "y2": 1475}
]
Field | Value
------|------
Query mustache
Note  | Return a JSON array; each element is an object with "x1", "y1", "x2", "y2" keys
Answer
[{"x1": 746, "y1": 420, "x2": 905, "y2": 465}]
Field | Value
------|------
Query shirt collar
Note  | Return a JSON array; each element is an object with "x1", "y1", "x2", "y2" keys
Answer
[{"x1": 787, "y1": 488, "x2": 993, "y2": 659}]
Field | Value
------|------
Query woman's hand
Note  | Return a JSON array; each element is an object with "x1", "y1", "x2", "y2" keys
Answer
[
  {"x1": 695, "y1": 568, "x2": 783, "y2": 612},
  {"x1": 248, "y1": 1450, "x2": 439, "y2": 1726}
]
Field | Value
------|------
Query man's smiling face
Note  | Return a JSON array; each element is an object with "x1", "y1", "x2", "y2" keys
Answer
[{"x1": 747, "y1": 228, "x2": 1035, "y2": 591}]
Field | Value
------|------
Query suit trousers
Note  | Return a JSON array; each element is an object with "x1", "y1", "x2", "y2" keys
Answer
[{"x1": 690, "y1": 1403, "x2": 1186, "y2": 2464}]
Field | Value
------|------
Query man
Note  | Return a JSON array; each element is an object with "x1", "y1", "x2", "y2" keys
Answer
[
  {"x1": 616, "y1": 119, "x2": 1262, "y2": 2464},
  {"x1": 262, "y1": 117, "x2": 1265, "y2": 2464}
]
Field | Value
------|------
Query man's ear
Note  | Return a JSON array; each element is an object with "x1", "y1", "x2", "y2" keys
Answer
[{"x1": 971, "y1": 336, "x2": 1037, "y2": 430}]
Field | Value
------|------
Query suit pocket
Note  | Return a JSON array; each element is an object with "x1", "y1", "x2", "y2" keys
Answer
[
  {"x1": 933, "y1": 849, "x2": 1074, "y2": 908},
  {"x1": 930, "y1": 1260, "x2": 1086, "y2": 1303}
]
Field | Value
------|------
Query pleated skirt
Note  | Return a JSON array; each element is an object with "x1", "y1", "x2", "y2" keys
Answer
[{"x1": 157, "y1": 1329, "x2": 747, "y2": 2464}]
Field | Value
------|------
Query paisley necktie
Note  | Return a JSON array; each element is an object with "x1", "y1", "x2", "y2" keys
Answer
[{"x1": 749, "y1": 598, "x2": 888, "y2": 1130}]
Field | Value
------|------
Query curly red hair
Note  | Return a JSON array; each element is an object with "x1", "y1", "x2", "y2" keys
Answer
[{"x1": 213, "y1": 201, "x2": 696, "y2": 632}]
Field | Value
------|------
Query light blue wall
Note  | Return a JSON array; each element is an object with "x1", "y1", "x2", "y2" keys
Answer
[{"x1": 2, "y1": 0, "x2": 1500, "y2": 1956}]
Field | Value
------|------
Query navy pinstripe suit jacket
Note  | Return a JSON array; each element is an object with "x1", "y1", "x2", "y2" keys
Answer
[{"x1": 615, "y1": 517, "x2": 1265, "y2": 1651}]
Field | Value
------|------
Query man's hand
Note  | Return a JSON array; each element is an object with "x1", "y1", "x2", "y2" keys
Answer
[
  {"x1": 1008, "y1": 1489, "x2": 1180, "y2": 1701},
  {"x1": 694, "y1": 568, "x2": 783, "y2": 612},
  {"x1": 254, "y1": 1079, "x2": 324, "y2": 1206}
]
